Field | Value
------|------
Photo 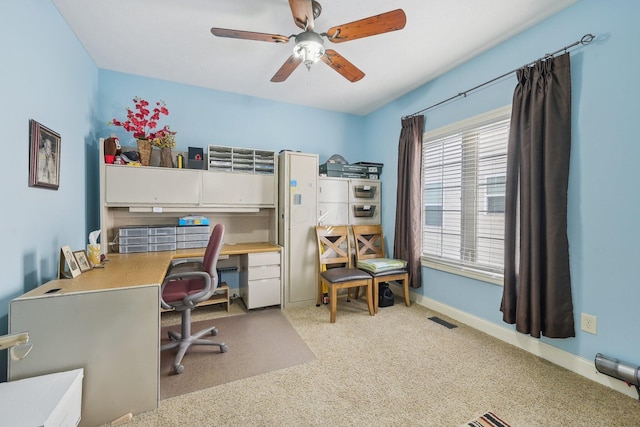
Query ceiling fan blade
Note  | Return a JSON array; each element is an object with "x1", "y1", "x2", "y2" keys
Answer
[
  {"x1": 211, "y1": 28, "x2": 290, "y2": 43},
  {"x1": 271, "y1": 55, "x2": 303, "y2": 82},
  {"x1": 325, "y1": 9, "x2": 406, "y2": 43},
  {"x1": 321, "y1": 49, "x2": 365, "y2": 83},
  {"x1": 288, "y1": 0, "x2": 314, "y2": 30}
]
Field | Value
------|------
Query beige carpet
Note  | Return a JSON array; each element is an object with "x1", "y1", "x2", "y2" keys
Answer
[
  {"x1": 104, "y1": 294, "x2": 640, "y2": 426},
  {"x1": 160, "y1": 307, "x2": 316, "y2": 400}
]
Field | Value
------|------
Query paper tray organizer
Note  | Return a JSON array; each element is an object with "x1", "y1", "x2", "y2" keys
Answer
[{"x1": 352, "y1": 205, "x2": 377, "y2": 217}]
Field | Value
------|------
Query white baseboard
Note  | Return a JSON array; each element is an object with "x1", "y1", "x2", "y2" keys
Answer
[{"x1": 399, "y1": 286, "x2": 638, "y2": 400}]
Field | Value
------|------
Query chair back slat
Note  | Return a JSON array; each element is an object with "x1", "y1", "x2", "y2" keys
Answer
[
  {"x1": 316, "y1": 225, "x2": 353, "y2": 268},
  {"x1": 352, "y1": 224, "x2": 386, "y2": 261}
]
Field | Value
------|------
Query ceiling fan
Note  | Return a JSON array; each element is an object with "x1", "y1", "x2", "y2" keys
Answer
[{"x1": 210, "y1": 0, "x2": 406, "y2": 83}]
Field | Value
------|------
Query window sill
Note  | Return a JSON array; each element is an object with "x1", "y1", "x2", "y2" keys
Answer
[{"x1": 420, "y1": 257, "x2": 503, "y2": 286}]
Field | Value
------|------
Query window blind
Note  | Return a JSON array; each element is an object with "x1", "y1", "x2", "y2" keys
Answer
[{"x1": 422, "y1": 110, "x2": 510, "y2": 279}]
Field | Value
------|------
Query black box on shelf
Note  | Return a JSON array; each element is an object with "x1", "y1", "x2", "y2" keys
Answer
[
  {"x1": 354, "y1": 162, "x2": 383, "y2": 177},
  {"x1": 319, "y1": 162, "x2": 369, "y2": 178},
  {"x1": 187, "y1": 146, "x2": 204, "y2": 170}
]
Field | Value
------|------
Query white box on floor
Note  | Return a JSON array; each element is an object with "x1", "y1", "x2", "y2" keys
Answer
[{"x1": 0, "y1": 368, "x2": 83, "y2": 427}]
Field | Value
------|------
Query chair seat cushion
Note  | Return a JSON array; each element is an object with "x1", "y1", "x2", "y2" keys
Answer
[
  {"x1": 162, "y1": 278, "x2": 206, "y2": 303},
  {"x1": 321, "y1": 267, "x2": 371, "y2": 283},
  {"x1": 357, "y1": 258, "x2": 407, "y2": 274},
  {"x1": 364, "y1": 268, "x2": 407, "y2": 278}
]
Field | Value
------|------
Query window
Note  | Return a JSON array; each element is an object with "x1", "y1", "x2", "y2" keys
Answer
[
  {"x1": 424, "y1": 182, "x2": 443, "y2": 227},
  {"x1": 485, "y1": 175, "x2": 506, "y2": 214},
  {"x1": 421, "y1": 106, "x2": 510, "y2": 283}
]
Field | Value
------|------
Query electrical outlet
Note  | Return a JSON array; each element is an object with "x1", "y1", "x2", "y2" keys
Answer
[{"x1": 581, "y1": 313, "x2": 597, "y2": 334}]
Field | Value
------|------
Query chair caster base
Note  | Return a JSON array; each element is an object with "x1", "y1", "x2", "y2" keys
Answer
[
  {"x1": 220, "y1": 344, "x2": 228, "y2": 353},
  {"x1": 173, "y1": 364, "x2": 184, "y2": 375},
  {"x1": 210, "y1": 327, "x2": 218, "y2": 336}
]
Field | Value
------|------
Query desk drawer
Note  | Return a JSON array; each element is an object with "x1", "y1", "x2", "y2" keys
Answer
[
  {"x1": 247, "y1": 251, "x2": 280, "y2": 267},
  {"x1": 242, "y1": 278, "x2": 281, "y2": 309},
  {"x1": 248, "y1": 265, "x2": 280, "y2": 281}
]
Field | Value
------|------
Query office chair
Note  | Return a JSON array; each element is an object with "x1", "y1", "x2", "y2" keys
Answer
[
  {"x1": 351, "y1": 224, "x2": 411, "y2": 313},
  {"x1": 160, "y1": 223, "x2": 227, "y2": 374},
  {"x1": 315, "y1": 225, "x2": 374, "y2": 323}
]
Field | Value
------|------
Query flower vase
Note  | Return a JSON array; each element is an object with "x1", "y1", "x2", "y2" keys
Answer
[
  {"x1": 160, "y1": 147, "x2": 174, "y2": 168},
  {"x1": 137, "y1": 139, "x2": 152, "y2": 166}
]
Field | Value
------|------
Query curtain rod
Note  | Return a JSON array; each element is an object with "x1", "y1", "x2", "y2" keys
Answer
[{"x1": 402, "y1": 33, "x2": 595, "y2": 120}]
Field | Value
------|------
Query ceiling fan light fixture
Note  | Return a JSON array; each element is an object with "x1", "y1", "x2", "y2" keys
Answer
[{"x1": 293, "y1": 31, "x2": 325, "y2": 69}]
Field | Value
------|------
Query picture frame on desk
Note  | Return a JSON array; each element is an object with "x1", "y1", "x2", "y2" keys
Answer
[
  {"x1": 73, "y1": 250, "x2": 92, "y2": 272},
  {"x1": 59, "y1": 245, "x2": 82, "y2": 278},
  {"x1": 29, "y1": 119, "x2": 61, "y2": 190}
]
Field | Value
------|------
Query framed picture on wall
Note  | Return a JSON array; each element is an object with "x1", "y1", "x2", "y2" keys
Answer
[{"x1": 29, "y1": 119, "x2": 61, "y2": 190}]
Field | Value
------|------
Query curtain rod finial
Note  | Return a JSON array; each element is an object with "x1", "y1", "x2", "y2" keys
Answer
[{"x1": 581, "y1": 34, "x2": 595, "y2": 45}]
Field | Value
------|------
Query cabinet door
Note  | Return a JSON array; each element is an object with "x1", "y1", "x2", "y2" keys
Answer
[
  {"x1": 202, "y1": 172, "x2": 276, "y2": 206},
  {"x1": 105, "y1": 165, "x2": 200, "y2": 205},
  {"x1": 318, "y1": 202, "x2": 349, "y2": 225},
  {"x1": 243, "y1": 278, "x2": 281, "y2": 309},
  {"x1": 318, "y1": 177, "x2": 349, "y2": 203},
  {"x1": 279, "y1": 152, "x2": 318, "y2": 305}
]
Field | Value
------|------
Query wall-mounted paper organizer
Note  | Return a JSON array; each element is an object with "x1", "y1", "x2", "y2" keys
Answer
[{"x1": 208, "y1": 145, "x2": 275, "y2": 174}]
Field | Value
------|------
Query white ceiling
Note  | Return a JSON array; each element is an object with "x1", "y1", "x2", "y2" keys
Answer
[{"x1": 51, "y1": 0, "x2": 577, "y2": 116}]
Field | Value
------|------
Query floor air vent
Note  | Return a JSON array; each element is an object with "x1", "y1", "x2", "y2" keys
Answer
[{"x1": 428, "y1": 316, "x2": 458, "y2": 329}]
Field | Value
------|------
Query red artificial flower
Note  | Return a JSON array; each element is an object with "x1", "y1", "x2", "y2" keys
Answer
[{"x1": 109, "y1": 96, "x2": 170, "y2": 141}]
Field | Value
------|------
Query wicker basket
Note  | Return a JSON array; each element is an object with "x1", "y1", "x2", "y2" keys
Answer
[{"x1": 137, "y1": 139, "x2": 152, "y2": 166}]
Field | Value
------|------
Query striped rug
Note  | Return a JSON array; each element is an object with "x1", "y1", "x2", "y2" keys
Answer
[{"x1": 462, "y1": 411, "x2": 511, "y2": 427}]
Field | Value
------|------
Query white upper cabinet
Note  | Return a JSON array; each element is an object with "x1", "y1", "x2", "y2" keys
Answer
[
  {"x1": 318, "y1": 177, "x2": 349, "y2": 203},
  {"x1": 105, "y1": 165, "x2": 201, "y2": 205},
  {"x1": 201, "y1": 172, "x2": 276, "y2": 206},
  {"x1": 104, "y1": 164, "x2": 277, "y2": 208}
]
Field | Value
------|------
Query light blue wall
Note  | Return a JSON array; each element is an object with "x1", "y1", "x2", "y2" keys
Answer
[
  {"x1": 97, "y1": 71, "x2": 365, "y2": 164},
  {"x1": 0, "y1": 0, "x2": 98, "y2": 379},
  {"x1": 367, "y1": 0, "x2": 640, "y2": 364}
]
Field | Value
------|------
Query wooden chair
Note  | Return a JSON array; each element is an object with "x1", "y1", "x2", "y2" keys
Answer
[
  {"x1": 315, "y1": 225, "x2": 374, "y2": 323},
  {"x1": 351, "y1": 224, "x2": 411, "y2": 313}
]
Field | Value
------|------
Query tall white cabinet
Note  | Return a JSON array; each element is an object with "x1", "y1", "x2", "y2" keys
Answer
[{"x1": 278, "y1": 152, "x2": 319, "y2": 307}]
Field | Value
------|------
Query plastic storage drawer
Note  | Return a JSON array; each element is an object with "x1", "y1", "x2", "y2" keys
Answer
[
  {"x1": 148, "y1": 243, "x2": 177, "y2": 252},
  {"x1": 119, "y1": 227, "x2": 148, "y2": 237},
  {"x1": 176, "y1": 225, "x2": 210, "y2": 234},
  {"x1": 177, "y1": 240, "x2": 209, "y2": 249},
  {"x1": 148, "y1": 235, "x2": 177, "y2": 244},
  {"x1": 119, "y1": 244, "x2": 148, "y2": 254},
  {"x1": 177, "y1": 233, "x2": 210, "y2": 242},
  {"x1": 119, "y1": 236, "x2": 148, "y2": 245},
  {"x1": 148, "y1": 226, "x2": 176, "y2": 236}
]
